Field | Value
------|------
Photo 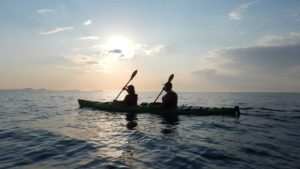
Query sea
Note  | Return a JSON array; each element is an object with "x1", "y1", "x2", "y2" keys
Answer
[{"x1": 0, "y1": 90, "x2": 299, "y2": 169}]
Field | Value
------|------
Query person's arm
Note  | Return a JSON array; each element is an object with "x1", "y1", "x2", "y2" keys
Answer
[
  {"x1": 162, "y1": 94, "x2": 173, "y2": 108},
  {"x1": 172, "y1": 93, "x2": 178, "y2": 107},
  {"x1": 123, "y1": 95, "x2": 129, "y2": 105}
]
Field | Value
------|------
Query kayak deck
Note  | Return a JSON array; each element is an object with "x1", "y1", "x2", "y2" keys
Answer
[{"x1": 78, "y1": 99, "x2": 241, "y2": 117}]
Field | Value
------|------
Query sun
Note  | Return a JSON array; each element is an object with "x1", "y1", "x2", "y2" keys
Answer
[
  {"x1": 105, "y1": 35, "x2": 135, "y2": 59},
  {"x1": 106, "y1": 36, "x2": 131, "y2": 49},
  {"x1": 97, "y1": 35, "x2": 136, "y2": 72}
]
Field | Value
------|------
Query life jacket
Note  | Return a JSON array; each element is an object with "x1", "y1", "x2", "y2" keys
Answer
[
  {"x1": 162, "y1": 91, "x2": 178, "y2": 108},
  {"x1": 123, "y1": 94, "x2": 138, "y2": 106}
]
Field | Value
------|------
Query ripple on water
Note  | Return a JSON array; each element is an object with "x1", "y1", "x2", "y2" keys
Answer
[
  {"x1": 0, "y1": 129, "x2": 104, "y2": 168},
  {"x1": 1, "y1": 91, "x2": 300, "y2": 169}
]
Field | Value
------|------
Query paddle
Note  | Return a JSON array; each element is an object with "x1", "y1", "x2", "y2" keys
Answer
[
  {"x1": 113, "y1": 70, "x2": 138, "y2": 101},
  {"x1": 153, "y1": 74, "x2": 174, "y2": 103}
]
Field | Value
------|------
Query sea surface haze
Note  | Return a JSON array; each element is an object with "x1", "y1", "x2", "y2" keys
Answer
[{"x1": 0, "y1": 90, "x2": 299, "y2": 169}]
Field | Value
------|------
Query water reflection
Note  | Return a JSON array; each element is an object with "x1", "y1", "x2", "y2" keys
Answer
[
  {"x1": 125, "y1": 113, "x2": 138, "y2": 130},
  {"x1": 160, "y1": 113, "x2": 180, "y2": 135}
]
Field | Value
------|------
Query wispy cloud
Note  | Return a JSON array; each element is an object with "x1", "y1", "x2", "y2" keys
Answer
[
  {"x1": 64, "y1": 42, "x2": 166, "y2": 73},
  {"x1": 64, "y1": 54, "x2": 99, "y2": 65},
  {"x1": 39, "y1": 27, "x2": 74, "y2": 35},
  {"x1": 294, "y1": 13, "x2": 300, "y2": 22},
  {"x1": 258, "y1": 32, "x2": 300, "y2": 46},
  {"x1": 192, "y1": 32, "x2": 300, "y2": 91},
  {"x1": 64, "y1": 53, "x2": 119, "y2": 73},
  {"x1": 83, "y1": 19, "x2": 92, "y2": 26},
  {"x1": 229, "y1": 1, "x2": 256, "y2": 21},
  {"x1": 78, "y1": 36, "x2": 99, "y2": 40},
  {"x1": 136, "y1": 45, "x2": 166, "y2": 56},
  {"x1": 108, "y1": 49, "x2": 122, "y2": 54},
  {"x1": 92, "y1": 43, "x2": 166, "y2": 59},
  {"x1": 37, "y1": 9, "x2": 56, "y2": 14}
]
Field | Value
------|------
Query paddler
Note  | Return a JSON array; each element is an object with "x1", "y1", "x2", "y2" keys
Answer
[
  {"x1": 161, "y1": 82, "x2": 178, "y2": 108},
  {"x1": 114, "y1": 85, "x2": 138, "y2": 106},
  {"x1": 151, "y1": 82, "x2": 178, "y2": 108}
]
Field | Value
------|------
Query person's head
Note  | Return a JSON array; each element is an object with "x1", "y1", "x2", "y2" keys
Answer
[
  {"x1": 163, "y1": 82, "x2": 173, "y2": 92},
  {"x1": 126, "y1": 85, "x2": 135, "y2": 94}
]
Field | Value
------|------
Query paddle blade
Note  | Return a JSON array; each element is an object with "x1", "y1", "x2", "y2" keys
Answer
[
  {"x1": 168, "y1": 74, "x2": 174, "y2": 82},
  {"x1": 153, "y1": 74, "x2": 174, "y2": 103},
  {"x1": 130, "y1": 70, "x2": 138, "y2": 80}
]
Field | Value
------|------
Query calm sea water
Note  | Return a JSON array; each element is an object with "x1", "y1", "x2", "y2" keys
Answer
[{"x1": 0, "y1": 90, "x2": 299, "y2": 169}]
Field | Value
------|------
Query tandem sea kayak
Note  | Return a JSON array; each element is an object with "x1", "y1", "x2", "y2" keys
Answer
[{"x1": 78, "y1": 99, "x2": 241, "y2": 117}]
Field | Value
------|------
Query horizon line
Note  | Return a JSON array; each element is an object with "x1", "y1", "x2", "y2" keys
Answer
[{"x1": 0, "y1": 88, "x2": 300, "y2": 93}]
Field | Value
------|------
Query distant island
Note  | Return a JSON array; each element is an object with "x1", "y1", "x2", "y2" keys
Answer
[{"x1": 0, "y1": 88, "x2": 46, "y2": 91}]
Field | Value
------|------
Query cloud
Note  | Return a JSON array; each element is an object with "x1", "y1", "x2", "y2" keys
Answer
[
  {"x1": 93, "y1": 43, "x2": 166, "y2": 59},
  {"x1": 108, "y1": 49, "x2": 122, "y2": 54},
  {"x1": 137, "y1": 45, "x2": 166, "y2": 56},
  {"x1": 204, "y1": 44, "x2": 300, "y2": 73},
  {"x1": 83, "y1": 19, "x2": 92, "y2": 26},
  {"x1": 78, "y1": 36, "x2": 99, "y2": 40},
  {"x1": 229, "y1": 1, "x2": 256, "y2": 21},
  {"x1": 294, "y1": 13, "x2": 300, "y2": 22},
  {"x1": 40, "y1": 27, "x2": 74, "y2": 35},
  {"x1": 64, "y1": 42, "x2": 166, "y2": 73},
  {"x1": 37, "y1": 9, "x2": 56, "y2": 14},
  {"x1": 64, "y1": 54, "x2": 99, "y2": 65},
  {"x1": 258, "y1": 32, "x2": 300, "y2": 46},
  {"x1": 193, "y1": 32, "x2": 300, "y2": 91}
]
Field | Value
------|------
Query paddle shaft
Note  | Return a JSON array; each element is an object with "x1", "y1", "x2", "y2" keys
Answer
[
  {"x1": 113, "y1": 70, "x2": 138, "y2": 101},
  {"x1": 153, "y1": 89, "x2": 164, "y2": 103},
  {"x1": 153, "y1": 74, "x2": 174, "y2": 103},
  {"x1": 114, "y1": 80, "x2": 131, "y2": 101}
]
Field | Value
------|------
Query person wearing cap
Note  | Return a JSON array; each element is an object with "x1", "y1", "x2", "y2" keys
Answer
[
  {"x1": 114, "y1": 85, "x2": 138, "y2": 106},
  {"x1": 161, "y1": 82, "x2": 178, "y2": 108}
]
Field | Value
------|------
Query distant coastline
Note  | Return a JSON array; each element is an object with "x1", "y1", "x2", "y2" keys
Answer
[{"x1": 0, "y1": 88, "x2": 103, "y2": 92}]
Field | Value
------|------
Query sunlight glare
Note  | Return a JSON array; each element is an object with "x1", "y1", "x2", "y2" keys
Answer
[
  {"x1": 105, "y1": 35, "x2": 135, "y2": 59},
  {"x1": 98, "y1": 35, "x2": 136, "y2": 73}
]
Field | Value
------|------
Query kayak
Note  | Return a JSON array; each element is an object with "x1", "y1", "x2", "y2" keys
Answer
[{"x1": 78, "y1": 99, "x2": 241, "y2": 117}]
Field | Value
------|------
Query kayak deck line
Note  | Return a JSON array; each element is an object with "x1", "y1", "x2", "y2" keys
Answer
[{"x1": 78, "y1": 99, "x2": 241, "y2": 117}]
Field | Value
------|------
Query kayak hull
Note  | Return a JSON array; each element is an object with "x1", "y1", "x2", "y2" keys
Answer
[{"x1": 78, "y1": 99, "x2": 240, "y2": 117}]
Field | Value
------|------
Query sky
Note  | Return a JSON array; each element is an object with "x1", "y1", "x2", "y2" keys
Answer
[{"x1": 0, "y1": 0, "x2": 300, "y2": 92}]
